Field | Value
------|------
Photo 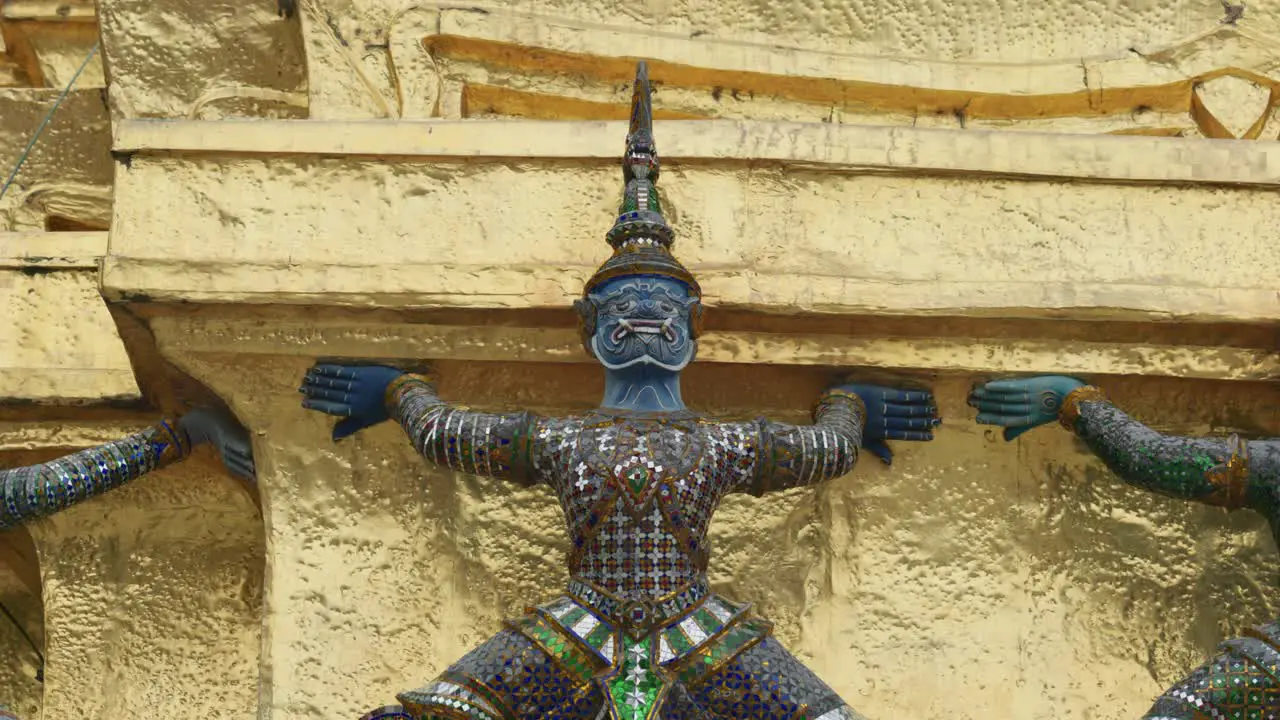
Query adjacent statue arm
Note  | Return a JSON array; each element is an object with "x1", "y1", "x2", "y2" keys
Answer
[
  {"x1": 0, "y1": 407, "x2": 256, "y2": 530},
  {"x1": 384, "y1": 373, "x2": 540, "y2": 485},
  {"x1": 738, "y1": 383, "x2": 938, "y2": 496},
  {"x1": 1060, "y1": 386, "x2": 1277, "y2": 509},
  {"x1": 971, "y1": 377, "x2": 1278, "y2": 511}
]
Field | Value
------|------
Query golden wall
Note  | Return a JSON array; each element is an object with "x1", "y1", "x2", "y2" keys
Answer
[{"x1": 1, "y1": 0, "x2": 1278, "y2": 718}]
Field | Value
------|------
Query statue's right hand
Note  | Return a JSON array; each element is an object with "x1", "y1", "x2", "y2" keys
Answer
[{"x1": 300, "y1": 363, "x2": 405, "y2": 441}]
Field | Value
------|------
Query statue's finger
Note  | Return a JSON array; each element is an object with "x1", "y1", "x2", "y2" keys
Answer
[
  {"x1": 312, "y1": 364, "x2": 359, "y2": 381},
  {"x1": 971, "y1": 385, "x2": 1030, "y2": 400},
  {"x1": 882, "y1": 402, "x2": 936, "y2": 417},
  {"x1": 302, "y1": 399, "x2": 353, "y2": 417},
  {"x1": 983, "y1": 378, "x2": 1036, "y2": 392},
  {"x1": 304, "y1": 386, "x2": 349, "y2": 402},
  {"x1": 883, "y1": 430, "x2": 933, "y2": 441},
  {"x1": 971, "y1": 400, "x2": 1033, "y2": 414},
  {"x1": 1003, "y1": 426, "x2": 1037, "y2": 442},
  {"x1": 885, "y1": 417, "x2": 934, "y2": 430},
  {"x1": 975, "y1": 413, "x2": 1034, "y2": 427},
  {"x1": 232, "y1": 456, "x2": 254, "y2": 479},
  {"x1": 877, "y1": 389, "x2": 931, "y2": 404}
]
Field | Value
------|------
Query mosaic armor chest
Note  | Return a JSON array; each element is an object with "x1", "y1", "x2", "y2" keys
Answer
[{"x1": 530, "y1": 412, "x2": 758, "y2": 603}]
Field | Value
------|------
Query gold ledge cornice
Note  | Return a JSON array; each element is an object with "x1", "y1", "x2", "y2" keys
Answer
[
  {"x1": 112, "y1": 118, "x2": 1280, "y2": 189},
  {"x1": 100, "y1": 258, "x2": 1280, "y2": 324},
  {"x1": 146, "y1": 316, "x2": 1280, "y2": 382},
  {"x1": 0, "y1": 231, "x2": 108, "y2": 269}
]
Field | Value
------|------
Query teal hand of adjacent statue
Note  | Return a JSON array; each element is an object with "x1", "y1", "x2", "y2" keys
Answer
[
  {"x1": 178, "y1": 407, "x2": 257, "y2": 481},
  {"x1": 968, "y1": 375, "x2": 1086, "y2": 441},
  {"x1": 299, "y1": 363, "x2": 406, "y2": 441},
  {"x1": 834, "y1": 382, "x2": 941, "y2": 465}
]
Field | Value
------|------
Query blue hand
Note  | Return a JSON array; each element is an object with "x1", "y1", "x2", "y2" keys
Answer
[
  {"x1": 968, "y1": 375, "x2": 1086, "y2": 441},
  {"x1": 834, "y1": 383, "x2": 940, "y2": 466},
  {"x1": 178, "y1": 407, "x2": 256, "y2": 482},
  {"x1": 299, "y1": 363, "x2": 405, "y2": 441}
]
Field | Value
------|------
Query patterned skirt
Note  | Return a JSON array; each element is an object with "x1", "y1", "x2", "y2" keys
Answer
[{"x1": 362, "y1": 579, "x2": 868, "y2": 720}]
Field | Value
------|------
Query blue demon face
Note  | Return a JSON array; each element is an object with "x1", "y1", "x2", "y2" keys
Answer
[{"x1": 587, "y1": 275, "x2": 699, "y2": 372}]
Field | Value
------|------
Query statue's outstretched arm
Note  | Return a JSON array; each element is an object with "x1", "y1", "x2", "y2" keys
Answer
[
  {"x1": 0, "y1": 408, "x2": 255, "y2": 530},
  {"x1": 972, "y1": 377, "x2": 1278, "y2": 510},
  {"x1": 741, "y1": 383, "x2": 939, "y2": 495},
  {"x1": 301, "y1": 364, "x2": 540, "y2": 485},
  {"x1": 1062, "y1": 388, "x2": 1277, "y2": 509},
  {"x1": 385, "y1": 374, "x2": 539, "y2": 485}
]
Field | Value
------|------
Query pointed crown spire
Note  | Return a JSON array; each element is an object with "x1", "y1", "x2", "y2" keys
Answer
[{"x1": 583, "y1": 61, "x2": 700, "y2": 298}]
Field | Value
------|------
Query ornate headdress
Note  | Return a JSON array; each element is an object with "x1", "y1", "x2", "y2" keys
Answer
[{"x1": 581, "y1": 61, "x2": 701, "y2": 299}]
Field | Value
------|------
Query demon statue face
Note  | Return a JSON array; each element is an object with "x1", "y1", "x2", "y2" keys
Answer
[{"x1": 579, "y1": 274, "x2": 701, "y2": 373}]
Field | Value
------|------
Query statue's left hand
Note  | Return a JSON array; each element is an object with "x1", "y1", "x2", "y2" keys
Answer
[
  {"x1": 834, "y1": 383, "x2": 940, "y2": 466},
  {"x1": 300, "y1": 363, "x2": 405, "y2": 441},
  {"x1": 178, "y1": 407, "x2": 256, "y2": 482}
]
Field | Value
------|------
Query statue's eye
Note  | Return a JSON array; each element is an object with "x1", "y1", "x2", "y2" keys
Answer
[
  {"x1": 657, "y1": 301, "x2": 675, "y2": 313},
  {"x1": 614, "y1": 300, "x2": 634, "y2": 313}
]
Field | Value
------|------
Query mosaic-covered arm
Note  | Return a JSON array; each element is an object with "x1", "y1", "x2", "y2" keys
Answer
[
  {"x1": 384, "y1": 373, "x2": 541, "y2": 486},
  {"x1": 1060, "y1": 386, "x2": 1279, "y2": 510},
  {"x1": 0, "y1": 419, "x2": 192, "y2": 530},
  {"x1": 740, "y1": 389, "x2": 866, "y2": 496}
]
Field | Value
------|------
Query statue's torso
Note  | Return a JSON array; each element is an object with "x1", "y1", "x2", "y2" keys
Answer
[{"x1": 531, "y1": 411, "x2": 758, "y2": 602}]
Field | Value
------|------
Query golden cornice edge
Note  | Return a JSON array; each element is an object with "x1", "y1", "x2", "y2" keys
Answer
[
  {"x1": 147, "y1": 316, "x2": 1280, "y2": 382},
  {"x1": 111, "y1": 118, "x2": 1280, "y2": 189}
]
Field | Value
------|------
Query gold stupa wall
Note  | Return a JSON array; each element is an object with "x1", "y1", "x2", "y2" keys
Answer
[{"x1": 1, "y1": 1, "x2": 1276, "y2": 718}]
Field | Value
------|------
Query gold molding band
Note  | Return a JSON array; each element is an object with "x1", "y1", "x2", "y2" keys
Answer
[{"x1": 1058, "y1": 385, "x2": 1108, "y2": 430}]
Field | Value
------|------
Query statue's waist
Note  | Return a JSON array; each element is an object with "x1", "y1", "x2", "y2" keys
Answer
[
  {"x1": 563, "y1": 576, "x2": 713, "y2": 631},
  {"x1": 512, "y1": 576, "x2": 763, "y2": 672}
]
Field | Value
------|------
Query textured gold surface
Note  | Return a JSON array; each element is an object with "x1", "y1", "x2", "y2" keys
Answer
[
  {"x1": 0, "y1": 89, "x2": 111, "y2": 231},
  {"x1": 1, "y1": 1, "x2": 1277, "y2": 718},
  {"x1": 2, "y1": 446, "x2": 264, "y2": 720},
  {"x1": 95, "y1": 0, "x2": 306, "y2": 118},
  {"x1": 166, "y1": 344, "x2": 1279, "y2": 720},
  {"x1": 0, "y1": 269, "x2": 140, "y2": 403}
]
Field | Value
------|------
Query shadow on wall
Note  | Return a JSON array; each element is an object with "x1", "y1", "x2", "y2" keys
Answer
[{"x1": 0, "y1": 526, "x2": 42, "y2": 720}]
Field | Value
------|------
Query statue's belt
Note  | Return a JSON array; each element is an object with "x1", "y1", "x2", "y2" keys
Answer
[
  {"x1": 566, "y1": 577, "x2": 711, "y2": 633},
  {"x1": 505, "y1": 577, "x2": 772, "y2": 689}
]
